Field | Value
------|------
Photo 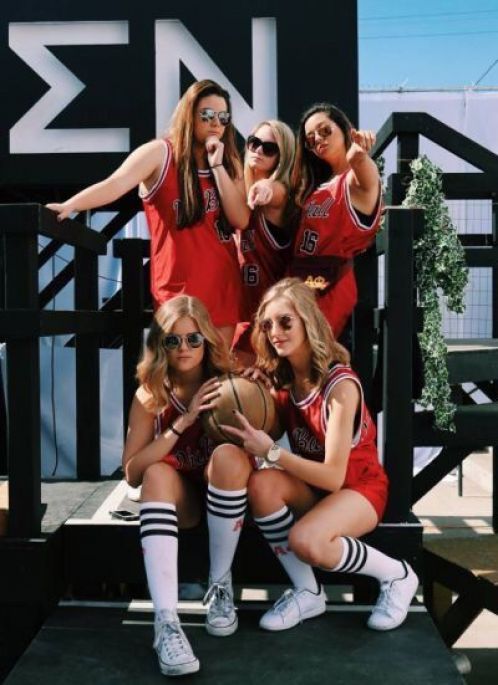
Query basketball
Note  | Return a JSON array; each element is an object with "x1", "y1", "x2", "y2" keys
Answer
[{"x1": 202, "y1": 373, "x2": 276, "y2": 446}]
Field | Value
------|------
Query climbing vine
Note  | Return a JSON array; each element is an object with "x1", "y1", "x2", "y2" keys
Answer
[{"x1": 402, "y1": 155, "x2": 468, "y2": 431}]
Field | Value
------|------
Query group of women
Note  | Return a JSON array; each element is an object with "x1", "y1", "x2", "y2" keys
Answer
[{"x1": 47, "y1": 79, "x2": 417, "y2": 678}]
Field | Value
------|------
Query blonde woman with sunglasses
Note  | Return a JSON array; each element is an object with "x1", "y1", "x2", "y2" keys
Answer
[
  {"x1": 222, "y1": 278, "x2": 418, "y2": 635},
  {"x1": 232, "y1": 119, "x2": 296, "y2": 362},
  {"x1": 122, "y1": 295, "x2": 254, "y2": 675},
  {"x1": 289, "y1": 104, "x2": 381, "y2": 338},
  {"x1": 47, "y1": 80, "x2": 249, "y2": 346}
]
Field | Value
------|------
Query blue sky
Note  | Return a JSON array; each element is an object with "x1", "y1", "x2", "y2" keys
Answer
[{"x1": 358, "y1": 0, "x2": 498, "y2": 88}]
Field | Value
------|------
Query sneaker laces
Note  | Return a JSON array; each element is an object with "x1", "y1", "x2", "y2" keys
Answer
[
  {"x1": 203, "y1": 582, "x2": 234, "y2": 618},
  {"x1": 271, "y1": 588, "x2": 303, "y2": 621},
  {"x1": 155, "y1": 620, "x2": 192, "y2": 660}
]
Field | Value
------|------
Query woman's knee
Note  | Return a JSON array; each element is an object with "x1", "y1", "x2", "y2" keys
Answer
[
  {"x1": 141, "y1": 461, "x2": 177, "y2": 499},
  {"x1": 208, "y1": 443, "x2": 252, "y2": 484},
  {"x1": 288, "y1": 523, "x2": 335, "y2": 567}
]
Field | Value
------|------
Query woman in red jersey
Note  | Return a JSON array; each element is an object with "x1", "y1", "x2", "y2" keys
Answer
[
  {"x1": 47, "y1": 80, "x2": 249, "y2": 346},
  {"x1": 222, "y1": 278, "x2": 418, "y2": 634},
  {"x1": 232, "y1": 119, "x2": 295, "y2": 362},
  {"x1": 289, "y1": 104, "x2": 381, "y2": 337},
  {"x1": 122, "y1": 294, "x2": 253, "y2": 676}
]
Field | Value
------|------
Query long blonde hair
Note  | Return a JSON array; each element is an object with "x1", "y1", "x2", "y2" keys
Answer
[
  {"x1": 244, "y1": 119, "x2": 295, "y2": 190},
  {"x1": 168, "y1": 79, "x2": 243, "y2": 228},
  {"x1": 251, "y1": 278, "x2": 350, "y2": 389},
  {"x1": 137, "y1": 295, "x2": 233, "y2": 410}
]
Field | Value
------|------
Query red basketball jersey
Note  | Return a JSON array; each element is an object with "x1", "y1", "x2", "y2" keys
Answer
[
  {"x1": 155, "y1": 392, "x2": 215, "y2": 472},
  {"x1": 274, "y1": 364, "x2": 387, "y2": 497},
  {"x1": 290, "y1": 171, "x2": 381, "y2": 336},
  {"x1": 236, "y1": 210, "x2": 292, "y2": 320},
  {"x1": 141, "y1": 139, "x2": 242, "y2": 328}
]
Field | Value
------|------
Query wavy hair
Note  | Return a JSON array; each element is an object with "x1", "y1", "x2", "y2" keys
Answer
[
  {"x1": 251, "y1": 277, "x2": 350, "y2": 389},
  {"x1": 291, "y1": 103, "x2": 353, "y2": 209},
  {"x1": 244, "y1": 119, "x2": 295, "y2": 190},
  {"x1": 168, "y1": 79, "x2": 243, "y2": 228},
  {"x1": 137, "y1": 295, "x2": 233, "y2": 411}
]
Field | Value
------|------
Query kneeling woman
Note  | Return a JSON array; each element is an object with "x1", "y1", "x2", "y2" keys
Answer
[
  {"x1": 122, "y1": 295, "x2": 252, "y2": 677},
  {"x1": 223, "y1": 278, "x2": 418, "y2": 632}
]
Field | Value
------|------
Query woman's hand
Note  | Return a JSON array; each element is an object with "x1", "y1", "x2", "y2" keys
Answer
[
  {"x1": 206, "y1": 136, "x2": 224, "y2": 168},
  {"x1": 220, "y1": 410, "x2": 274, "y2": 457},
  {"x1": 46, "y1": 202, "x2": 74, "y2": 221},
  {"x1": 247, "y1": 180, "x2": 274, "y2": 209},
  {"x1": 346, "y1": 129, "x2": 376, "y2": 165},
  {"x1": 183, "y1": 377, "x2": 222, "y2": 427},
  {"x1": 241, "y1": 366, "x2": 273, "y2": 389}
]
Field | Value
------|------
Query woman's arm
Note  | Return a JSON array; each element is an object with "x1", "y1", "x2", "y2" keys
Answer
[
  {"x1": 46, "y1": 139, "x2": 166, "y2": 221},
  {"x1": 221, "y1": 380, "x2": 360, "y2": 492},
  {"x1": 346, "y1": 129, "x2": 380, "y2": 216},
  {"x1": 206, "y1": 136, "x2": 250, "y2": 230},
  {"x1": 247, "y1": 179, "x2": 289, "y2": 227},
  {"x1": 122, "y1": 387, "x2": 182, "y2": 488}
]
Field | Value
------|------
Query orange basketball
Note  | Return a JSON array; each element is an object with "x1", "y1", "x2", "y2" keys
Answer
[{"x1": 202, "y1": 373, "x2": 276, "y2": 446}]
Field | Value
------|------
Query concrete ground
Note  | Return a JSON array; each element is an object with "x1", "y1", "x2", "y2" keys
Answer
[{"x1": 413, "y1": 449, "x2": 498, "y2": 684}]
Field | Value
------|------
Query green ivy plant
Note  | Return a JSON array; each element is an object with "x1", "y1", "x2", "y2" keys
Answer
[{"x1": 402, "y1": 155, "x2": 468, "y2": 431}]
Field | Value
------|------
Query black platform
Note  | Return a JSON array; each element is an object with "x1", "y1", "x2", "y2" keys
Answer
[{"x1": 5, "y1": 603, "x2": 464, "y2": 685}]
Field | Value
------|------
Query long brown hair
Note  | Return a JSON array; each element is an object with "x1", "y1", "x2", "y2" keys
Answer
[
  {"x1": 137, "y1": 295, "x2": 233, "y2": 411},
  {"x1": 251, "y1": 277, "x2": 350, "y2": 389},
  {"x1": 291, "y1": 103, "x2": 353, "y2": 209},
  {"x1": 168, "y1": 80, "x2": 243, "y2": 228}
]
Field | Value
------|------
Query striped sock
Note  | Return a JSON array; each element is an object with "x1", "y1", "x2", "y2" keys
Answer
[
  {"x1": 207, "y1": 484, "x2": 247, "y2": 582},
  {"x1": 255, "y1": 506, "x2": 318, "y2": 592},
  {"x1": 140, "y1": 501, "x2": 178, "y2": 613},
  {"x1": 331, "y1": 536, "x2": 404, "y2": 582}
]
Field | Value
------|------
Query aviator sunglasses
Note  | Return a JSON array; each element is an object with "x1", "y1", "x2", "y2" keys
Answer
[
  {"x1": 304, "y1": 124, "x2": 334, "y2": 150},
  {"x1": 247, "y1": 135, "x2": 280, "y2": 157},
  {"x1": 259, "y1": 314, "x2": 295, "y2": 333},
  {"x1": 199, "y1": 108, "x2": 231, "y2": 126},
  {"x1": 162, "y1": 332, "x2": 205, "y2": 351}
]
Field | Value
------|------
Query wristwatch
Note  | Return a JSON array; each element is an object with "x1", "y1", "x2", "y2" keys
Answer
[{"x1": 265, "y1": 443, "x2": 281, "y2": 464}]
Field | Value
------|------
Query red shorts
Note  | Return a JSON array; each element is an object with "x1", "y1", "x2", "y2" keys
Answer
[
  {"x1": 231, "y1": 321, "x2": 255, "y2": 356},
  {"x1": 342, "y1": 454, "x2": 388, "y2": 521},
  {"x1": 317, "y1": 269, "x2": 357, "y2": 338}
]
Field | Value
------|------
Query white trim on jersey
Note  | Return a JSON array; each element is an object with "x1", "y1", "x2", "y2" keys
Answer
[
  {"x1": 289, "y1": 385, "x2": 320, "y2": 410},
  {"x1": 139, "y1": 138, "x2": 171, "y2": 202},
  {"x1": 320, "y1": 364, "x2": 365, "y2": 446},
  {"x1": 344, "y1": 176, "x2": 382, "y2": 232},
  {"x1": 154, "y1": 392, "x2": 187, "y2": 438},
  {"x1": 259, "y1": 213, "x2": 292, "y2": 251}
]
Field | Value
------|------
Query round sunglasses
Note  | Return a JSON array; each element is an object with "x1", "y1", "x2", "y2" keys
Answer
[
  {"x1": 199, "y1": 108, "x2": 231, "y2": 126},
  {"x1": 259, "y1": 314, "x2": 295, "y2": 333},
  {"x1": 162, "y1": 332, "x2": 205, "y2": 351},
  {"x1": 247, "y1": 135, "x2": 280, "y2": 158},
  {"x1": 304, "y1": 124, "x2": 333, "y2": 150}
]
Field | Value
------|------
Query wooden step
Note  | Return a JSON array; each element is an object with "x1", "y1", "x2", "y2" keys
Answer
[
  {"x1": 446, "y1": 338, "x2": 498, "y2": 384},
  {"x1": 4, "y1": 603, "x2": 464, "y2": 685}
]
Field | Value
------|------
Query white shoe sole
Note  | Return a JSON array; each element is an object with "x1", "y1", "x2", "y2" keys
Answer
[
  {"x1": 259, "y1": 602, "x2": 326, "y2": 632},
  {"x1": 205, "y1": 615, "x2": 238, "y2": 637},
  {"x1": 159, "y1": 657, "x2": 200, "y2": 676}
]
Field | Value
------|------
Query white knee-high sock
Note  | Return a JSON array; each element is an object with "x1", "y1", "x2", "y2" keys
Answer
[
  {"x1": 255, "y1": 506, "x2": 319, "y2": 593},
  {"x1": 331, "y1": 536, "x2": 405, "y2": 582},
  {"x1": 207, "y1": 484, "x2": 247, "y2": 582},
  {"x1": 140, "y1": 502, "x2": 178, "y2": 613}
]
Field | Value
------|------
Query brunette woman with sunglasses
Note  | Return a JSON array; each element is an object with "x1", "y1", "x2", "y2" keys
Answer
[
  {"x1": 222, "y1": 278, "x2": 418, "y2": 634},
  {"x1": 47, "y1": 80, "x2": 249, "y2": 347},
  {"x1": 289, "y1": 104, "x2": 381, "y2": 337},
  {"x1": 232, "y1": 119, "x2": 296, "y2": 362},
  {"x1": 122, "y1": 294, "x2": 254, "y2": 675}
]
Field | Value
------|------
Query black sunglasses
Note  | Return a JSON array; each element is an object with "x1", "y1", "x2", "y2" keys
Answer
[
  {"x1": 162, "y1": 332, "x2": 205, "y2": 351},
  {"x1": 247, "y1": 135, "x2": 280, "y2": 157},
  {"x1": 304, "y1": 124, "x2": 333, "y2": 150},
  {"x1": 259, "y1": 314, "x2": 295, "y2": 333},
  {"x1": 199, "y1": 108, "x2": 231, "y2": 126}
]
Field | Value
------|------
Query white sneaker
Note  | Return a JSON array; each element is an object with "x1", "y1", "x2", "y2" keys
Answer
[
  {"x1": 259, "y1": 586, "x2": 326, "y2": 631},
  {"x1": 203, "y1": 571, "x2": 238, "y2": 636},
  {"x1": 154, "y1": 610, "x2": 200, "y2": 676},
  {"x1": 367, "y1": 561, "x2": 419, "y2": 631}
]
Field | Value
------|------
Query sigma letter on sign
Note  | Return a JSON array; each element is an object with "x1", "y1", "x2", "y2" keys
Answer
[{"x1": 1, "y1": 0, "x2": 358, "y2": 190}]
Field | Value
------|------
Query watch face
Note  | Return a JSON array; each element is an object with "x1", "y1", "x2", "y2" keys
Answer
[{"x1": 267, "y1": 444, "x2": 280, "y2": 463}]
